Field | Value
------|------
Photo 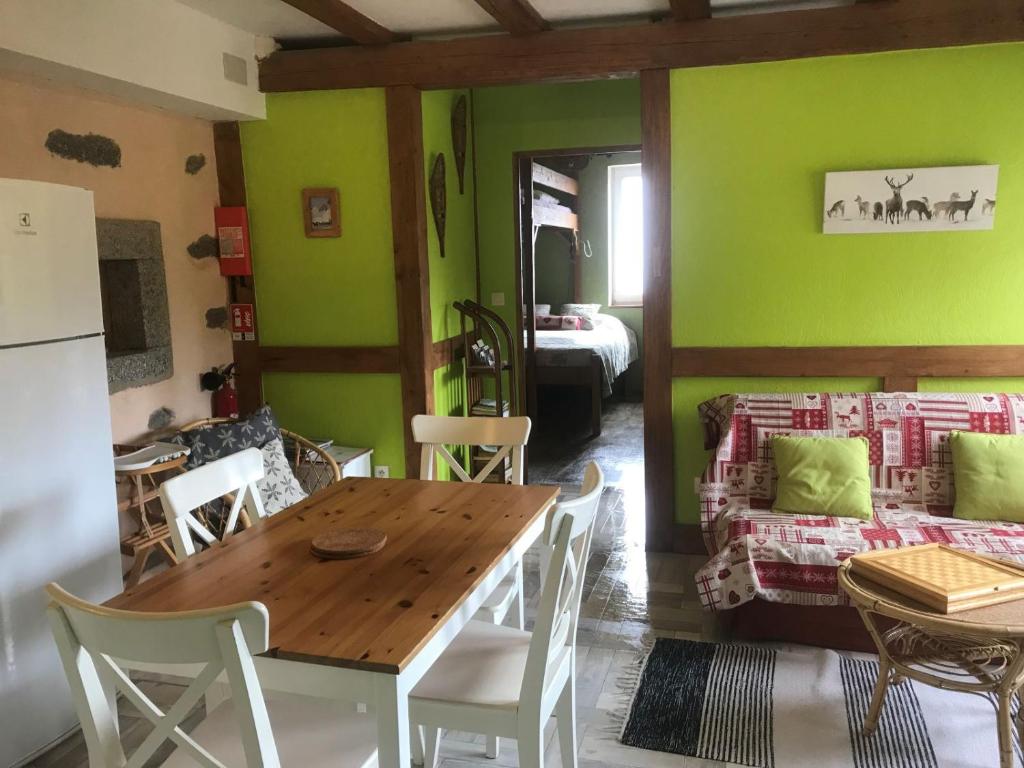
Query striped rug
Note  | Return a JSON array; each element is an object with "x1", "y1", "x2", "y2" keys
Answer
[{"x1": 619, "y1": 638, "x2": 1018, "y2": 768}]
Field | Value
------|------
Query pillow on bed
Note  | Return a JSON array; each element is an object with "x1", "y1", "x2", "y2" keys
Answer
[
  {"x1": 535, "y1": 304, "x2": 551, "y2": 317},
  {"x1": 772, "y1": 435, "x2": 873, "y2": 520},
  {"x1": 560, "y1": 303, "x2": 601, "y2": 330},
  {"x1": 536, "y1": 314, "x2": 582, "y2": 330}
]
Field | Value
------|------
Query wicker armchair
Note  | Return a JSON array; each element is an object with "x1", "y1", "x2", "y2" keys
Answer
[{"x1": 179, "y1": 418, "x2": 341, "y2": 496}]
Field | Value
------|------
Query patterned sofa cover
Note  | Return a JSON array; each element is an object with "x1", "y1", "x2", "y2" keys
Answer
[{"x1": 695, "y1": 393, "x2": 1024, "y2": 612}]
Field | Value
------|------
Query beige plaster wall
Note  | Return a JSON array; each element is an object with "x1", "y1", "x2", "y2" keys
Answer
[{"x1": 0, "y1": 73, "x2": 232, "y2": 442}]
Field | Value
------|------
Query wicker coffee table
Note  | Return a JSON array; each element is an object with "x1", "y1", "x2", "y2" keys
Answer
[{"x1": 839, "y1": 559, "x2": 1024, "y2": 768}]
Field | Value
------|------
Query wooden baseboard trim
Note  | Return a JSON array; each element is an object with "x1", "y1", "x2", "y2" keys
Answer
[{"x1": 258, "y1": 345, "x2": 400, "y2": 374}]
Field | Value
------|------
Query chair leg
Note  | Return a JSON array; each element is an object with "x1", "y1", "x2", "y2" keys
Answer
[
  {"x1": 516, "y1": 723, "x2": 544, "y2": 768},
  {"x1": 512, "y1": 562, "x2": 526, "y2": 631},
  {"x1": 485, "y1": 734, "x2": 500, "y2": 759},
  {"x1": 555, "y1": 678, "x2": 577, "y2": 768},
  {"x1": 411, "y1": 724, "x2": 424, "y2": 766},
  {"x1": 863, "y1": 655, "x2": 891, "y2": 736},
  {"x1": 423, "y1": 727, "x2": 441, "y2": 768}
]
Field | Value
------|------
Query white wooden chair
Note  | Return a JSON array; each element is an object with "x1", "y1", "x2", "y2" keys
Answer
[
  {"x1": 45, "y1": 583, "x2": 378, "y2": 768},
  {"x1": 160, "y1": 448, "x2": 267, "y2": 561},
  {"x1": 412, "y1": 415, "x2": 532, "y2": 630},
  {"x1": 410, "y1": 461, "x2": 604, "y2": 768}
]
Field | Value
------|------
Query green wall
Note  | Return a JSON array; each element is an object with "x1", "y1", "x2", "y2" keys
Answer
[
  {"x1": 474, "y1": 80, "x2": 643, "y2": 335},
  {"x1": 241, "y1": 89, "x2": 405, "y2": 476},
  {"x1": 423, "y1": 89, "x2": 477, "y2": 477},
  {"x1": 670, "y1": 43, "x2": 1024, "y2": 523}
]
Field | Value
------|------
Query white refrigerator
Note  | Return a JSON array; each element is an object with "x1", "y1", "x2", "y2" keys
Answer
[{"x1": 0, "y1": 179, "x2": 123, "y2": 766}]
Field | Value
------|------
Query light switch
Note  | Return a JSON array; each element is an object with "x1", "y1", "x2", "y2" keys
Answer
[{"x1": 491, "y1": 292, "x2": 505, "y2": 306}]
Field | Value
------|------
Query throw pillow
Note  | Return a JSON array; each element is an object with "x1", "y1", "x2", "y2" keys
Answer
[
  {"x1": 256, "y1": 437, "x2": 308, "y2": 514},
  {"x1": 772, "y1": 435, "x2": 873, "y2": 520},
  {"x1": 170, "y1": 405, "x2": 281, "y2": 469},
  {"x1": 536, "y1": 314, "x2": 583, "y2": 331},
  {"x1": 559, "y1": 303, "x2": 601, "y2": 330},
  {"x1": 950, "y1": 431, "x2": 1024, "y2": 522}
]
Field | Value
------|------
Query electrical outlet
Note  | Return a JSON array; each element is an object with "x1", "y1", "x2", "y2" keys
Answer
[
  {"x1": 490, "y1": 292, "x2": 505, "y2": 307},
  {"x1": 374, "y1": 465, "x2": 390, "y2": 479}
]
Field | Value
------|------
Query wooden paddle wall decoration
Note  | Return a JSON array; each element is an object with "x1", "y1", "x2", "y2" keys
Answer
[
  {"x1": 430, "y1": 153, "x2": 447, "y2": 258},
  {"x1": 452, "y1": 95, "x2": 467, "y2": 194}
]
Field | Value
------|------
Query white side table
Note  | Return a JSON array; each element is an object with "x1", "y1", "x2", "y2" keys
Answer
[{"x1": 325, "y1": 445, "x2": 374, "y2": 478}]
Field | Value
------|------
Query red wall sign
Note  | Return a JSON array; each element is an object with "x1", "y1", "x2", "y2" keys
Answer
[
  {"x1": 230, "y1": 303, "x2": 255, "y2": 341},
  {"x1": 214, "y1": 206, "x2": 253, "y2": 277}
]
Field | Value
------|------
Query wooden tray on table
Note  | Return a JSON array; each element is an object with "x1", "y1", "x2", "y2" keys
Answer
[{"x1": 849, "y1": 543, "x2": 1024, "y2": 613}]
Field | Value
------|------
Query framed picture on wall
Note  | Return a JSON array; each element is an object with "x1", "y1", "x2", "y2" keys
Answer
[
  {"x1": 822, "y1": 165, "x2": 998, "y2": 234},
  {"x1": 302, "y1": 187, "x2": 341, "y2": 238}
]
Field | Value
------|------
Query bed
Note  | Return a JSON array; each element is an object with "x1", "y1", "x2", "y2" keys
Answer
[{"x1": 532, "y1": 313, "x2": 638, "y2": 436}]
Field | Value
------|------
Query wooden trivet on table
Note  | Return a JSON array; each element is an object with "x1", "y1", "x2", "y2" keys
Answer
[{"x1": 310, "y1": 528, "x2": 387, "y2": 559}]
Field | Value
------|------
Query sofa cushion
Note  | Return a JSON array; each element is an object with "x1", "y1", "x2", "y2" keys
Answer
[
  {"x1": 171, "y1": 406, "x2": 281, "y2": 469},
  {"x1": 951, "y1": 431, "x2": 1024, "y2": 522},
  {"x1": 772, "y1": 436, "x2": 873, "y2": 520},
  {"x1": 256, "y1": 437, "x2": 307, "y2": 514}
]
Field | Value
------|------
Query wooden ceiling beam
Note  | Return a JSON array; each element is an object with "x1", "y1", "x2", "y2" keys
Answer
[
  {"x1": 260, "y1": 0, "x2": 1024, "y2": 91},
  {"x1": 473, "y1": 0, "x2": 550, "y2": 35},
  {"x1": 669, "y1": 0, "x2": 711, "y2": 21},
  {"x1": 278, "y1": 0, "x2": 401, "y2": 45}
]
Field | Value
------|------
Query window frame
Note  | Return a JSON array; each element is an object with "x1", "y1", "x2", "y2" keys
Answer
[{"x1": 606, "y1": 162, "x2": 644, "y2": 308}]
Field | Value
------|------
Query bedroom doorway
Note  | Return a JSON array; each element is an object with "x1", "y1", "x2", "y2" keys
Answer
[{"x1": 513, "y1": 146, "x2": 645, "y2": 517}]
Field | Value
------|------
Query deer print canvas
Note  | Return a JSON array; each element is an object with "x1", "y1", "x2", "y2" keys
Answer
[{"x1": 822, "y1": 165, "x2": 998, "y2": 234}]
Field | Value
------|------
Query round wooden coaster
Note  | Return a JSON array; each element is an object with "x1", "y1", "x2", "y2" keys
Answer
[{"x1": 310, "y1": 528, "x2": 387, "y2": 560}]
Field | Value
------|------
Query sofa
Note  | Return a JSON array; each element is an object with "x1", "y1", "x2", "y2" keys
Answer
[{"x1": 694, "y1": 392, "x2": 1024, "y2": 646}]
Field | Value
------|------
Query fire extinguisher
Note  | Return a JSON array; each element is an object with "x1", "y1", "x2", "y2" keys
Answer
[{"x1": 199, "y1": 363, "x2": 239, "y2": 419}]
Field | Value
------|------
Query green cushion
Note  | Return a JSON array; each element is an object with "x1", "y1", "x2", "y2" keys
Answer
[
  {"x1": 772, "y1": 435, "x2": 873, "y2": 520},
  {"x1": 950, "y1": 431, "x2": 1024, "y2": 522}
]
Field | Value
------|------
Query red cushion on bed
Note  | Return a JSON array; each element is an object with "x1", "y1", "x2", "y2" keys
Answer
[{"x1": 536, "y1": 315, "x2": 583, "y2": 330}]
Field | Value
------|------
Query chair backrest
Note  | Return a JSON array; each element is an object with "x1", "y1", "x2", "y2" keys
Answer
[
  {"x1": 160, "y1": 448, "x2": 267, "y2": 560},
  {"x1": 412, "y1": 415, "x2": 531, "y2": 484},
  {"x1": 46, "y1": 583, "x2": 279, "y2": 768},
  {"x1": 522, "y1": 462, "x2": 604, "y2": 705}
]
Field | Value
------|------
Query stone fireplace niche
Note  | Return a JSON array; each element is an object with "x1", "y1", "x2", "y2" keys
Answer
[{"x1": 96, "y1": 219, "x2": 172, "y2": 392}]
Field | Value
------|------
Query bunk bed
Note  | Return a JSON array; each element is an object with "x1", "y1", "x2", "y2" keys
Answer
[{"x1": 528, "y1": 161, "x2": 637, "y2": 437}]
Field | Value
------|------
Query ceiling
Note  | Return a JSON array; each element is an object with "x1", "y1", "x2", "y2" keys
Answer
[{"x1": 174, "y1": 0, "x2": 849, "y2": 45}]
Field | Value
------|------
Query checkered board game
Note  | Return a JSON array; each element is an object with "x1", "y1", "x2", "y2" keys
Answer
[{"x1": 850, "y1": 544, "x2": 1024, "y2": 613}]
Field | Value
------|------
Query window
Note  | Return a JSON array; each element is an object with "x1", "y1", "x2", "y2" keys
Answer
[{"x1": 608, "y1": 163, "x2": 643, "y2": 307}]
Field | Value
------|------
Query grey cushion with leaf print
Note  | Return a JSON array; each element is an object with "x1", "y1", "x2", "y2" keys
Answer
[
  {"x1": 256, "y1": 437, "x2": 308, "y2": 514},
  {"x1": 170, "y1": 406, "x2": 281, "y2": 469}
]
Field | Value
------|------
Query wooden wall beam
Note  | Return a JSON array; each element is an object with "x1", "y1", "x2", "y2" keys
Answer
[
  {"x1": 278, "y1": 0, "x2": 401, "y2": 45},
  {"x1": 212, "y1": 121, "x2": 262, "y2": 415},
  {"x1": 473, "y1": 0, "x2": 549, "y2": 35},
  {"x1": 259, "y1": 0, "x2": 1024, "y2": 91},
  {"x1": 669, "y1": 0, "x2": 711, "y2": 22},
  {"x1": 259, "y1": 345, "x2": 400, "y2": 374},
  {"x1": 386, "y1": 85, "x2": 434, "y2": 478},
  {"x1": 641, "y1": 70, "x2": 675, "y2": 554},
  {"x1": 671, "y1": 346, "x2": 1024, "y2": 379}
]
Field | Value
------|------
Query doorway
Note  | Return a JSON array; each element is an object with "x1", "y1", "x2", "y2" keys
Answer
[{"x1": 513, "y1": 146, "x2": 645, "y2": 522}]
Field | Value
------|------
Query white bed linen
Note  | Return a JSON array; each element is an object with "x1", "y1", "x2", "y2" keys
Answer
[{"x1": 533, "y1": 314, "x2": 638, "y2": 396}]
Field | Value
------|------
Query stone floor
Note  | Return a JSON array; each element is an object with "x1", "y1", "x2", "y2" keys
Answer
[{"x1": 30, "y1": 399, "x2": 733, "y2": 768}]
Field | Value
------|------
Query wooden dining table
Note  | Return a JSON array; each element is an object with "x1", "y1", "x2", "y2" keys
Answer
[{"x1": 107, "y1": 476, "x2": 559, "y2": 768}]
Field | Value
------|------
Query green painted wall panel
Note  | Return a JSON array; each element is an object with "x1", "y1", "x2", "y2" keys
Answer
[
  {"x1": 670, "y1": 43, "x2": 1024, "y2": 523},
  {"x1": 241, "y1": 89, "x2": 405, "y2": 476},
  {"x1": 241, "y1": 90, "x2": 397, "y2": 347},
  {"x1": 263, "y1": 373, "x2": 405, "y2": 476},
  {"x1": 422, "y1": 89, "x2": 478, "y2": 343}
]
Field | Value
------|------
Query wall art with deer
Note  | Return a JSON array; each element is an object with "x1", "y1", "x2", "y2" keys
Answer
[{"x1": 822, "y1": 165, "x2": 998, "y2": 234}]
